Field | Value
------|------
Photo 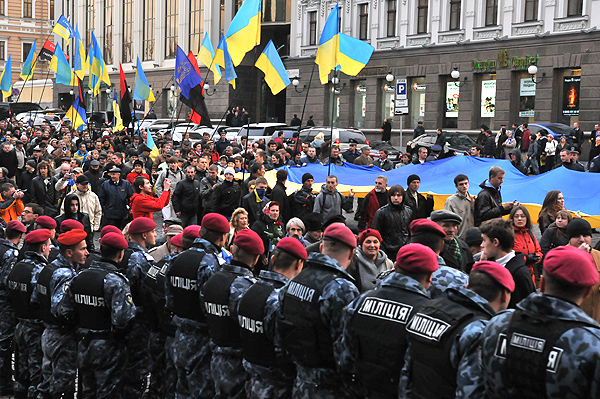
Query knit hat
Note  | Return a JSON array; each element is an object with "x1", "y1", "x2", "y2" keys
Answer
[{"x1": 302, "y1": 173, "x2": 314, "y2": 184}]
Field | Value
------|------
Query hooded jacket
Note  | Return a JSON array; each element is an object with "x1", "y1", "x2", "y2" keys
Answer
[
  {"x1": 61, "y1": 187, "x2": 103, "y2": 231},
  {"x1": 509, "y1": 148, "x2": 528, "y2": 175},
  {"x1": 313, "y1": 184, "x2": 353, "y2": 221}
]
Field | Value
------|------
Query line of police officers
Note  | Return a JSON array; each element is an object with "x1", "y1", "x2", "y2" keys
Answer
[{"x1": 0, "y1": 210, "x2": 598, "y2": 399}]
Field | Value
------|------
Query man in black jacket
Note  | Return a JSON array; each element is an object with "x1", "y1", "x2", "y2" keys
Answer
[
  {"x1": 479, "y1": 217, "x2": 535, "y2": 308},
  {"x1": 242, "y1": 177, "x2": 269, "y2": 227},
  {"x1": 209, "y1": 167, "x2": 241, "y2": 219},
  {"x1": 474, "y1": 166, "x2": 516, "y2": 226},
  {"x1": 172, "y1": 165, "x2": 201, "y2": 227},
  {"x1": 270, "y1": 169, "x2": 291, "y2": 224},
  {"x1": 30, "y1": 161, "x2": 59, "y2": 217},
  {"x1": 0, "y1": 143, "x2": 17, "y2": 179},
  {"x1": 404, "y1": 174, "x2": 434, "y2": 219}
]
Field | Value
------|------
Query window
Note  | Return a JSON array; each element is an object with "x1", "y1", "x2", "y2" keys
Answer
[
  {"x1": 86, "y1": 0, "x2": 95, "y2": 49},
  {"x1": 485, "y1": 0, "x2": 497, "y2": 26},
  {"x1": 449, "y1": 0, "x2": 461, "y2": 30},
  {"x1": 387, "y1": 0, "x2": 396, "y2": 37},
  {"x1": 23, "y1": 0, "x2": 33, "y2": 17},
  {"x1": 417, "y1": 0, "x2": 428, "y2": 33},
  {"x1": 165, "y1": 0, "x2": 178, "y2": 59},
  {"x1": 263, "y1": 0, "x2": 288, "y2": 22},
  {"x1": 190, "y1": 0, "x2": 204, "y2": 54},
  {"x1": 143, "y1": 0, "x2": 154, "y2": 61},
  {"x1": 359, "y1": 3, "x2": 368, "y2": 40},
  {"x1": 308, "y1": 11, "x2": 317, "y2": 45},
  {"x1": 123, "y1": 0, "x2": 133, "y2": 62},
  {"x1": 0, "y1": 42, "x2": 5, "y2": 61},
  {"x1": 22, "y1": 42, "x2": 32, "y2": 62},
  {"x1": 49, "y1": 0, "x2": 54, "y2": 19},
  {"x1": 104, "y1": 0, "x2": 113, "y2": 64},
  {"x1": 234, "y1": 0, "x2": 242, "y2": 13},
  {"x1": 220, "y1": 0, "x2": 225, "y2": 37},
  {"x1": 524, "y1": 0, "x2": 538, "y2": 21},
  {"x1": 0, "y1": 0, "x2": 4, "y2": 16},
  {"x1": 567, "y1": 0, "x2": 583, "y2": 16}
]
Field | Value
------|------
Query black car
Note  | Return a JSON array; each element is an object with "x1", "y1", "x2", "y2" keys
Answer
[
  {"x1": 406, "y1": 132, "x2": 477, "y2": 154},
  {"x1": 0, "y1": 102, "x2": 42, "y2": 120}
]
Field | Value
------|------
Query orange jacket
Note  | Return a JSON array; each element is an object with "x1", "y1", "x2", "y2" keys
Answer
[
  {"x1": 513, "y1": 226, "x2": 542, "y2": 286},
  {"x1": 0, "y1": 194, "x2": 24, "y2": 223},
  {"x1": 130, "y1": 190, "x2": 170, "y2": 219}
]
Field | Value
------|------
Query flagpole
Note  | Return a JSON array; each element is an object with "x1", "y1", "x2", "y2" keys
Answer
[
  {"x1": 36, "y1": 69, "x2": 53, "y2": 106},
  {"x1": 298, "y1": 62, "x2": 316, "y2": 127},
  {"x1": 136, "y1": 74, "x2": 175, "y2": 133},
  {"x1": 13, "y1": 29, "x2": 55, "y2": 105}
]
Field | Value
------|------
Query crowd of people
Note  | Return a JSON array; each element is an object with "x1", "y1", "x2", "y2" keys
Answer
[{"x1": 0, "y1": 114, "x2": 597, "y2": 399}]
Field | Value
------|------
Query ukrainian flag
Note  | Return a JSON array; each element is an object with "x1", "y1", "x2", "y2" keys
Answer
[
  {"x1": 88, "y1": 31, "x2": 111, "y2": 93},
  {"x1": 66, "y1": 96, "x2": 87, "y2": 131},
  {"x1": 337, "y1": 33, "x2": 374, "y2": 77},
  {"x1": 52, "y1": 15, "x2": 75, "y2": 42},
  {"x1": 112, "y1": 91, "x2": 124, "y2": 131},
  {"x1": 146, "y1": 127, "x2": 160, "y2": 161},
  {"x1": 20, "y1": 39, "x2": 37, "y2": 81},
  {"x1": 73, "y1": 24, "x2": 86, "y2": 80},
  {"x1": 0, "y1": 55, "x2": 12, "y2": 99},
  {"x1": 50, "y1": 43, "x2": 78, "y2": 86},
  {"x1": 225, "y1": 0, "x2": 261, "y2": 66},
  {"x1": 255, "y1": 40, "x2": 290, "y2": 95},
  {"x1": 133, "y1": 57, "x2": 156, "y2": 102},
  {"x1": 315, "y1": 5, "x2": 339, "y2": 84},
  {"x1": 86, "y1": 46, "x2": 100, "y2": 95},
  {"x1": 213, "y1": 35, "x2": 237, "y2": 89},
  {"x1": 198, "y1": 33, "x2": 222, "y2": 84}
]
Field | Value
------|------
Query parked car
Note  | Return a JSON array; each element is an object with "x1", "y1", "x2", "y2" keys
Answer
[
  {"x1": 0, "y1": 102, "x2": 42, "y2": 119},
  {"x1": 235, "y1": 122, "x2": 287, "y2": 143},
  {"x1": 269, "y1": 126, "x2": 301, "y2": 145},
  {"x1": 210, "y1": 126, "x2": 241, "y2": 142},
  {"x1": 369, "y1": 141, "x2": 402, "y2": 163},
  {"x1": 406, "y1": 132, "x2": 477, "y2": 155},
  {"x1": 298, "y1": 127, "x2": 368, "y2": 152},
  {"x1": 527, "y1": 123, "x2": 572, "y2": 138}
]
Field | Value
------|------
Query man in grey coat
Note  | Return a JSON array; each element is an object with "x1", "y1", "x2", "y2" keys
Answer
[
  {"x1": 444, "y1": 174, "x2": 475, "y2": 240},
  {"x1": 313, "y1": 175, "x2": 354, "y2": 221}
]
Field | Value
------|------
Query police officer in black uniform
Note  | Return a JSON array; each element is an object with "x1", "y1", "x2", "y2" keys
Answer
[
  {"x1": 238, "y1": 237, "x2": 307, "y2": 399},
  {"x1": 0, "y1": 220, "x2": 26, "y2": 395},
  {"x1": 7, "y1": 229, "x2": 52, "y2": 399},
  {"x1": 337, "y1": 243, "x2": 439, "y2": 398},
  {"x1": 54, "y1": 232, "x2": 136, "y2": 399}
]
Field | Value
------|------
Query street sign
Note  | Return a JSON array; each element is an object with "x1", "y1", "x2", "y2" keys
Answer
[
  {"x1": 395, "y1": 78, "x2": 408, "y2": 115},
  {"x1": 394, "y1": 107, "x2": 408, "y2": 115},
  {"x1": 395, "y1": 99, "x2": 408, "y2": 107},
  {"x1": 396, "y1": 79, "x2": 407, "y2": 99}
]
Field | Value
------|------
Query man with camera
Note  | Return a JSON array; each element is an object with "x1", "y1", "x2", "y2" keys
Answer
[{"x1": 0, "y1": 183, "x2": 24, "y2": 223}]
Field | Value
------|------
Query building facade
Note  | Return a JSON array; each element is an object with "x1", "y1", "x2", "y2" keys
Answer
[{"x1": 287, "y1": 0, "x2": 600, "y2": 133}]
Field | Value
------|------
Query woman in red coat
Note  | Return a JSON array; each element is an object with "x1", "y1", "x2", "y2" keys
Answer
[{"x1": 510, "y1": 205, "x2": 543, "y2": 286}]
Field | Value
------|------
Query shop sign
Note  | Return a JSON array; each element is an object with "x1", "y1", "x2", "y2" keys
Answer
[
  {"x1": 412, "y1": 83, "x2": 426, "y2": 91},
  {"x1": 356, "y1": 85, "x2": 367, "y2": 93},
  {"x1": 472, "y1": 49, "x2": 539, "y2": 72},
  {"x1": 519, "y1": 78, "x2": 535, "y2": 117},
  {"x1": 481, "y1": 80, "x2": 496, "y2": 118},
  {"x1": 562, "y1": 76, "x2": 580, "y2": 116},
  {"x1": 446, "y1": 82, "x2": 459, "y2": 118}
]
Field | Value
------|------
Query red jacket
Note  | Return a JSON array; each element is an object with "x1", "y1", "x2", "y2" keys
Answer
[
  {"x1": 513, "y1": 226, "x2": 542, "y2": 286},
  {"x1": 126, "y1": 172, "x2": 150, "y2": 185},
  {"x1": 130, "y1": 190, "x2": 170, "y2": 219}
]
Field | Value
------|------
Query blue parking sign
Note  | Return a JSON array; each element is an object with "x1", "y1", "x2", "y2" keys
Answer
[{"x1": 396, "y1": 82, "x2": 406, "y2": 96}]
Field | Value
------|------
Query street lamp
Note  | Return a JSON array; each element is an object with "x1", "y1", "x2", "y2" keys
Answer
[
  {"x1": 385, "y1": 71, "x2": 394, "y2": 83},
  {"x1": 170, "y1": 85, "x2": 175, "y2": 92},
  {"x1": 451, "y1": 67, "x2": 467, "y2": 87},
  {"x1": 69, "y1": 89, "x2": 74, "y2": 95},
  {"x1": 292, "y1": 78, "x2": 306, "y2": 93},
  {"x1": 106, "y1": 88, "x2": 111, "y2": 94},
  {"x1": 87, "y1": 89, "x2": 93, "y2": 95},
  {"x1": 203, "y1": 83, "x2": 216, "y2": 96},
  {"x1": 528, "y1": 61, "x2": 546, "y2": 84},
  {"x1": 331, "y1": 72, "x2": 346, "y2": 91}
]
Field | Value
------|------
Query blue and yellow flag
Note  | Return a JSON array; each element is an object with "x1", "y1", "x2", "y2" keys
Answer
[
  {"x1": 338, "y1": 33, "x2": 374, "y2": 77},
  {"x1": 315, "y1": 5, "x2": 339, "y2": 84},
  {"x1": 49, "y1": 43, "x2": 78, "y2": 86},
  {"x1": 255, "y1": 40, "x2": 290, "y2": 95},
  {"x1": 146, "y1": 126, "x2": 160, "y2": 161},
  {"x1": 53, "y1": 15, "x2": 75, "y2": 42},
  {"x1": 133, "y1": 57, "x2": 155, "y2": 102},
  {"x1": 112, "y1": 91, "x2": 124, "y2": 131},
  {"x1": 225, "y1": 0, "x2": 261, "y2": 66},
  {"x1": 198, "y1": 33, "x2": 221, "y2": 85},
  {"x1": 73, "y1": 24, "x2": 86, "y2": 80},
  {"x1": 213, "y1": 35, "x2": 237, "y2": 89},
  {"x1": 0, "y1": 55, "x2": 12, "y2": 99},
  {"x1": 87, "y1": 31, "x2": 110, "y2": 95},
  {"x1": 20, "y1": 39, "x2": 37, "y2": 81},
  {"x1": 66, "y1": 96, "x2": 87, "y2": 131}
]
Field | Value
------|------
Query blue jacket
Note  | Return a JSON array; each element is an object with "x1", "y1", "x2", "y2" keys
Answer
[{"x1": 98, "y1": 178, "x2": 134, "y2": 219}]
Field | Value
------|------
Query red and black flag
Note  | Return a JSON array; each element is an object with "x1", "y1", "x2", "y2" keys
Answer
[
  {"x1": 39, "y1": 40, "x2": 56, "y2": 62},
  {"x1": 181, "y1": 51, "x2": 212, "y2": 127},
  {"x1": 119, "y1": 63, "x2": 133, "y2": 128}
]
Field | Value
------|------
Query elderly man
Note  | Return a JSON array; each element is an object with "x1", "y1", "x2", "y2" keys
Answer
[
  {"x1": 357, "y1": 175, "x2": 388, "y2": 231},
  {"x1": 149, "y1": 224, "x2": 184, "y2": 262},
  {"x1": 354, "y1": 146, "x2": 374, "y2": 166},
  {"x1": 98, "y1": 167, "x2": 134, "y2": 229},
  {"x1": 61, "y1": 175, "x2": 103, "y2": 232},
  {"x1": 431, "y1": 210, "x2": 474, "y2": 273},
  {"x1": 286, "y1": 217, "x2": 305, "y2": 242}
]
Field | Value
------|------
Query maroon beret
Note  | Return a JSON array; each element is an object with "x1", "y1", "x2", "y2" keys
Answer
[
  {"x1": 60, "y1": 219, "x2": 84, "y2": 233},
  {"x1": 544, "y1": 246, "x2": 599, "y2": 288},
  {"x1": 36, "y1": 216, "x2": 57, "y2": 230},
  {"x1": 471, "y1": 261, "x2": 515, "y2": 292},
  {"x1": 24, "y1": 229, "x2": 52, "y2": 244},
  {"x1": 395, "y1": 243, "x2": 439, "y2": 274},
  {"x1": 409, "y1": 219, "x2": 446, "y2": 238},
  {"x1": 6, "y1": 220, "x2": 26, "y2": 233},
  {"x1": 129, "y1": 217, "x2": 157, "y2": 234},
  {"x1": 323, "y1": 223, "x2": 357, "y2": 249},
  {"x1": 358, "y1": 229, "x2": 383, "y2": 246},
  {"x1": 100, "y1": 232, "x2": 129, "y2": 250},
  {"x1": 170, "y1": 233, "x2": 183, "y2": 248},
  {"x1": 201, "y1": 213, "x2": 230, "y2": 234},
  {"x1": 233, "y1": 229, "x2": 264, "y2": 255},
  {"x1": 183, "y1": 225, "x2": 201, "y2": 239},
  {"x1": 276, "y1": 237, "x2": 308, "y2": 261},
  {"x1": 101, "y1": 225, "x2": 122, "y2": 238},
  {"x1": 57, "y1": 229, "x2": 88, "y2": 246}
]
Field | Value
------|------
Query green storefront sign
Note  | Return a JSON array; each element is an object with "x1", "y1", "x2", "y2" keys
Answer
[{"x1": 472, "y1": 49, "x2": 539, "y2": 71}]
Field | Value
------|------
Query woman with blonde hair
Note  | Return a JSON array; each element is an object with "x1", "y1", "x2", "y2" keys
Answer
[{"x1": 225, "y1": 207, "x2": 249, "y2": 250}]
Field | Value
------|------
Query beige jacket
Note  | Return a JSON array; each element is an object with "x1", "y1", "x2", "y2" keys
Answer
[
  {"x1": 61, "y1": 187, "x2": 103, "y2": 231},
  {"x1": 444, "y1": 191, "x2": 475, "y2": 240}
]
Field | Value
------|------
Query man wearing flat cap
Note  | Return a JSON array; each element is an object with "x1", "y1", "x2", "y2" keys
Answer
[
  {"x1": 0, "y1": 220, "x2": 25, "y2": 394},
  {"x1": 35, "y1": 229, "x2": 88, "y2": 399},
  {"x1": 164, "y1": 213, "x2": 231, "y2": 398},
  {"x1": 202, "y1": 229, "x2": 264, "y2": 398},
  {"x1": 237, "y1": 237, "x2": 307, "y2": 398},
  {"x1": 400, "y1": 261, "x2": 514, "y2": 399},
  {"x1": 337, "y1": 243, "x2": 437, "y2": 398},
  {"x1": 55, "y1": 232, "x2": 135, "y2": 399},
  {"x1": 98, "y1": 167, "x2": 134, "y2": 230},
  {"x1": 431, "y1": 210, "x2": 474, "y2": 272},
  {"x1": 481, "y1": 246, "x2": 600, "y2": 398},
  {"x1": 7, "y1": 228, "x2": 52, "y2": 398},
  {"x1": 278, "y1": 223, "x2": 359, "y2": 398}
]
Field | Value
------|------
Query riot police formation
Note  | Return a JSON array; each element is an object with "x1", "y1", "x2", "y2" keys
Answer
[{"x1": 1, "y1": 213, "x2": 600, "y2": 399}]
